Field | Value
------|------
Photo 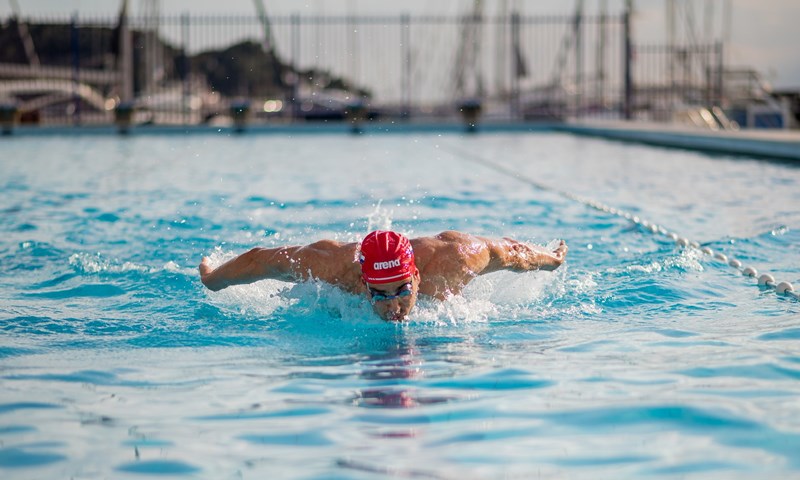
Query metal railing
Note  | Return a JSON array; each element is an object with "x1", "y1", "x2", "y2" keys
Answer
[
  {"x1": 0, "y1": 12, "x2": 728, "y2": 129},
  {"x1": 633, "y1": 43, "x2": 724, "y2": 124}
]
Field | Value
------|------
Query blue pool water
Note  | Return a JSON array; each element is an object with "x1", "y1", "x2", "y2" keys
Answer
[{"x1": 1, "y1": 131, "x2": 800, "y2": 479}]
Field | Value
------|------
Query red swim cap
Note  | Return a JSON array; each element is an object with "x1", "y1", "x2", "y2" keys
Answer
[{"x1": 359, "y1": 231, "x2": 416, "y2": 284}]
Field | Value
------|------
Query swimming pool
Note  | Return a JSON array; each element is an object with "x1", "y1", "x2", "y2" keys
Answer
[{"x1": 2, "y1": 131, "x2": 799, "y2": 478}]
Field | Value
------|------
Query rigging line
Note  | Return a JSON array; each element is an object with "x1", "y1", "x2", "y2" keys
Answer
[{"x1": 440, "y1": 141, "x2": 800, "y2": 302}]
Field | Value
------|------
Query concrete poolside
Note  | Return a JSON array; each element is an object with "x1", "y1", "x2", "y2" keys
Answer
[
  {"x1": 3, "y1": 119, "x2": 799, "y2": 162},
  {"x1": 558, "y1": 119, "x2": 800, "y2": 161}
]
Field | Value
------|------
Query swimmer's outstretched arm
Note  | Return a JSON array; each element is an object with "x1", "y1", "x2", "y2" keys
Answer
[
  {"x1": 199, "y1": 240, "x2": 354, "y2": 292},
  {"x1": 199, "y1": 247, "x2": 302, "y2": 291}
]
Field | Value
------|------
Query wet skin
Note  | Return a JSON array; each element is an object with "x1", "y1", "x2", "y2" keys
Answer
[{"x1": 200, "y1": 231, "x2": 568, "y2": 322}]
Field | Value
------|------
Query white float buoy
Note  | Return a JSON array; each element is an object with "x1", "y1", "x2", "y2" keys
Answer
[
  {"x1": 701, "y1": 247, "x2": 713, "y2": 255},
  {"x1": 775, "y1": 282, "x2": 794, "y2": 294},
  {"x1": 714, "y1": 252, "x2": 728, "y2": 262},
  {"x1": 758, "y1": 274, "x2": 776, "y2": 286},
  {"x1": 728, "y1": 259, "x2": 742, "y2": 269},
  {"x1": 677, "y1": 238, "x2": 689, "y2": 247},
  {"x1": 742, "y1": 267, "x2": 757, "y2": 277},
  {"x1": 690, "y1": 241, "x2": 700, "y2": 248}
]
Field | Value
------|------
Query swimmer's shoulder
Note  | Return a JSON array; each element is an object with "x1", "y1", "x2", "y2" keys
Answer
[
  {"x1": 298, "y1": 239, "x2": 361, "y2": 288},
  {"x1": 412, "y1": 232, "x2": 473, "y2": 272},
  {"x1": 412, "y1": 230, "x2": 468, "y2": 248}
]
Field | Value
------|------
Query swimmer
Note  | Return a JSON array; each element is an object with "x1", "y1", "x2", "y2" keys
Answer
[{"x1": 200, "y1": 230, "x2": 568, "y2": 322}]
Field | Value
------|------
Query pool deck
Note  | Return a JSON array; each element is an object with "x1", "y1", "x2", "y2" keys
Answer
[
  {"x1": 557, "y1": 120, "x2": 800, "y2": 162},
  {"x1": 3, "y1": 119, "x2": 799, "y2": 162}
]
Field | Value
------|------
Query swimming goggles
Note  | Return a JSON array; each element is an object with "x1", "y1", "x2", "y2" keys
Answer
[{"x1": 367, "y1": 282, "x2": 413, "y2": 303}]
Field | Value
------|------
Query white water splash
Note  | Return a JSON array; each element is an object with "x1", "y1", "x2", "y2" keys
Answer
[
  {"x1": 605, "y1": 248, "x2": 705, "y2": 275},
  {"x1": 69, "y1": 252, "x2": 197, "y2": 276},
  {"x1": 365, "y1": 200, "x2": 394, "y2": 232},
  {"x1": 202, "y1": 246, "x2": 572, "y2": 324}
]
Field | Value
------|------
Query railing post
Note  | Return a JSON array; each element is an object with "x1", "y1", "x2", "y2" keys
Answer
[
  {"x1": 623, "y1": 9, "x2": 633, "y2": 120},
  {"x1": 511, "y1": 12, "x2": 521, "y2": 120},
  {"x1": 71, "y1": 12, "x2": 81, "y2": 126},
  {"x1": 345, "y1": 100, "x2": 365, "y2": 134},
  {"x1": 119, "y1": 3, "x2": 134, "y2": 105},
  {"x1": 114, "y1": 101, "x2": 135, "y2": 134},
  {"x1": 574, "y1": 7, "x2": 583, "y2": 118},
  {"x1": 0, "y1": 103, "x2": 19, "y2": 135},
  {"x1": 716, "y1": 41, "x2": 724, "y2": 107},
  {"x1": 459, "y1": 99, "x2": 481, "y2": 133},
  {"x1": 401, "y1": 13, "x2": 411, "y2": 120},
  {"x1": 705, "y1": 45, "x2": 712, "y2": 110},
  {"x1": 348, "y1": 13, "x2": 358, "y2": 90},
  {"x1": 230, "y1": 100, "x2": 251, "y2": 133},
  {"x1": 291, "y1": 13, "x2": 300, "y2": 122},
  {"x1": 596, "y1": 1, "x2": 608, "y2": 115},
  {"x1": 182, "y1": 13, "x2": 190, "y2": 126}
]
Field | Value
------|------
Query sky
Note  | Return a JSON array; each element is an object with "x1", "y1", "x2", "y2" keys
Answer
[{"x1": 2, "y1": 0, "x2": 799, "y2": 89}]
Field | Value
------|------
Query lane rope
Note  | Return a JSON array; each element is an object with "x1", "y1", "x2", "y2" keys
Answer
[{"x1": 444, "y1": 144, "x2": 799, "y2": 302}]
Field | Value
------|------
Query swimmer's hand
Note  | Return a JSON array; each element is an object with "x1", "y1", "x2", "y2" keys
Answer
[
  {"x1": 553, "y1": 239, "x2": 568, "y2": 266},
  {"x1": 539, "y1": 239, "x2": 568, "y2": 271},
  {"x1": 497, "y1": 238, "x2": 568, "y2": 273},
  {"x1": 199, "y1": 257, "x2": 223, "y2": 291}
]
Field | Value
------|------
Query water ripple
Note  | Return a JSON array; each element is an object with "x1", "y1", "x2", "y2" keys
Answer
[
  {"x1": 21, "y1": 283, "x2": 126, "y2": 299},
  {"x1": 239, "y1": 430, "x2": 334, "y2": 446},
  {"x1": 543, "y1": 405, "x2": 760, "y2": 431},
  {"x1": 115, "y1": 460, "x2": 201, "y2": 475},
  {"x1": 4, "y1": 370, "x2": 158, "y2": 387},
  {"x1": 678, "y1": 363, "x2": 800, "y2": 381},
  {"x1": 427, "y1": 368, "x2": 554, "y2": 391},
  {"x1": 191, "y1": 406, "x2": 330, "y2": 422},
  {"x1": 0, "y1": 402, "x2": 62, "y2": 414},
  {"x1": 758, "y1": 328, "x2": 800, "y2": 341},
  {"x1": 0, "y1": 446, "x2": 67, "y2": 469}
]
